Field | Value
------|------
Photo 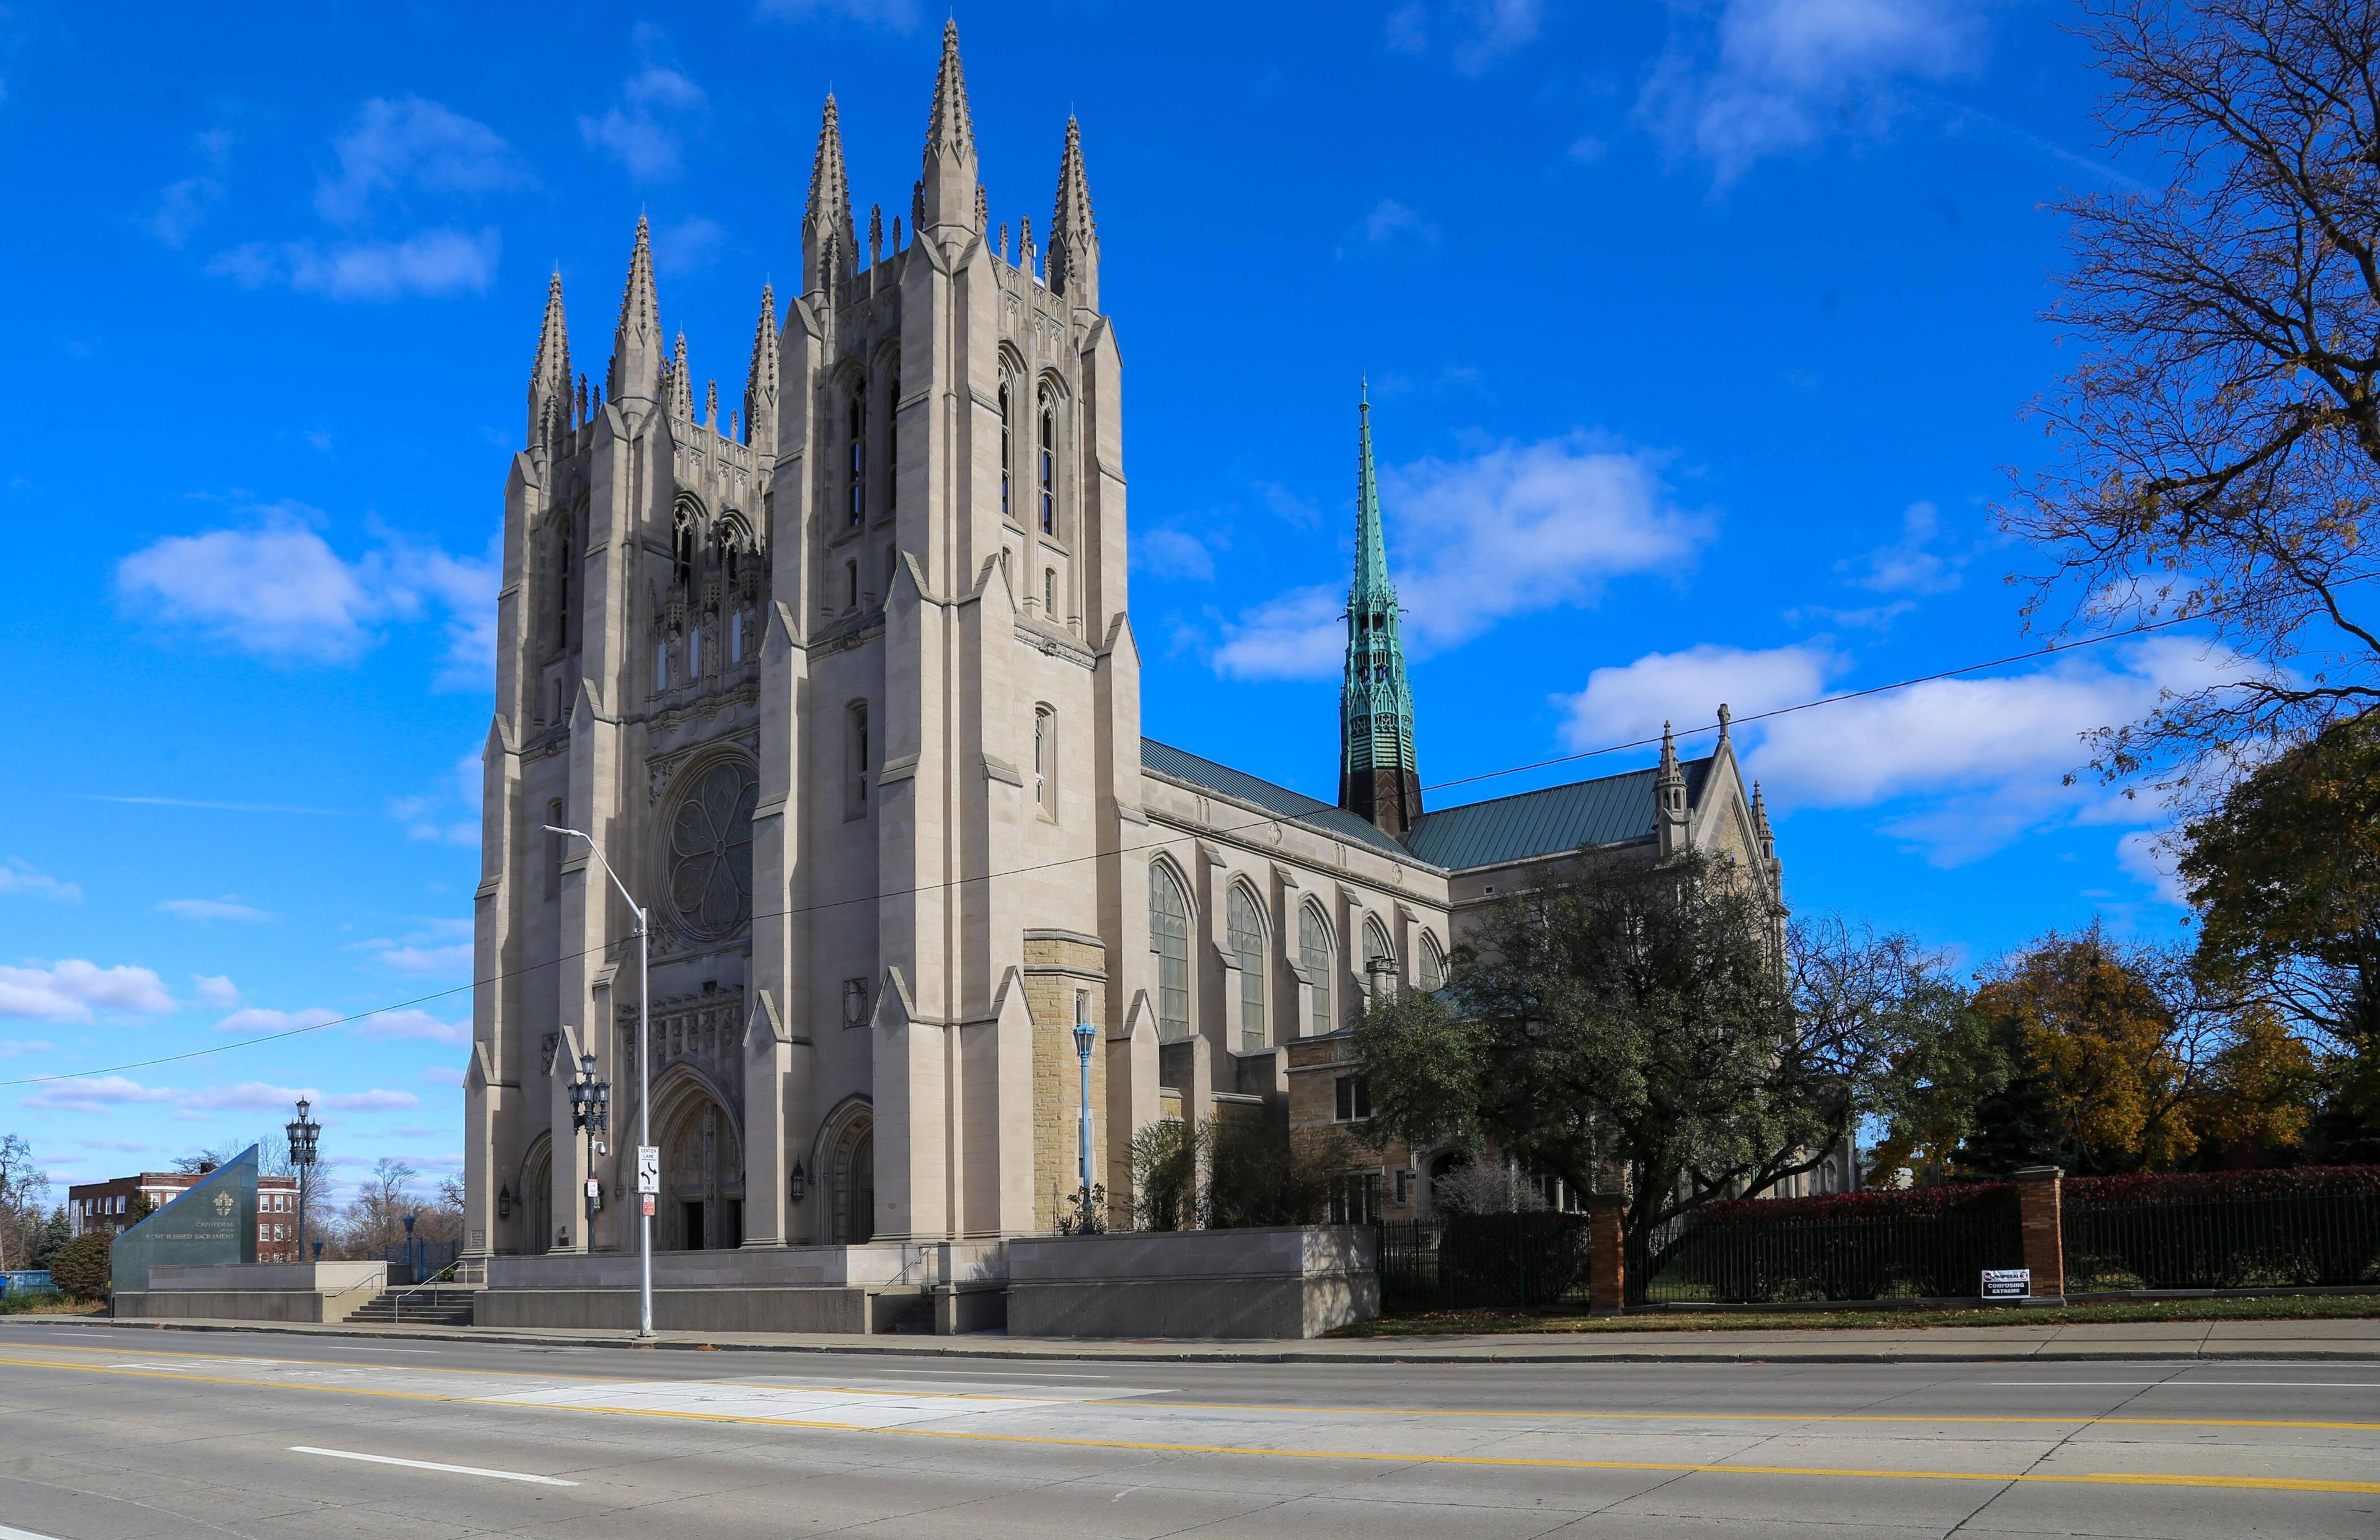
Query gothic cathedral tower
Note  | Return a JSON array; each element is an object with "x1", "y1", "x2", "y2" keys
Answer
[
  {"x1": 1338, "y1": 389, "x2": 1422, "y2": 836},
  {"x1": 467, "y1": 22, "x2": 1141, "y2": 1261}
]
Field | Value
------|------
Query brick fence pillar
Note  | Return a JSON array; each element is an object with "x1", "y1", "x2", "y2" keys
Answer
[
  {"x1": 2012, "y1": 1164, "x2": 2065, "y2": 1300},
  {"x1": 1585, "y1": 1194, "x2": 1626, "y2": 1314}
]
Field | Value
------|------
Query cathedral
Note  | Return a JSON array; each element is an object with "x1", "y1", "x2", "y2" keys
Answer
[{"x1": 461, "y1": 23, "x2": 1786, "y2": 1269}]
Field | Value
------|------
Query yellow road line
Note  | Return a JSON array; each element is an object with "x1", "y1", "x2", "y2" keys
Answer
[
  {"x1": 0, "y1": 1353, "x2": 2375, "y2": 1495},
  {"x1": 5, "y1": 1342, "x2": 2378, "y2": 1433}
]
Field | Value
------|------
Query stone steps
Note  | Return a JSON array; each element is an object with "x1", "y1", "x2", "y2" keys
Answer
[{"x1": 346, "y1": 1287, "x2": 477, "y2": 1327}]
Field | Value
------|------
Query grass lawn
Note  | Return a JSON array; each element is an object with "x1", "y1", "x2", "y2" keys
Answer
[{"x1": 1329, "y1": 1293, "x2": 2380, "y2": 1337}]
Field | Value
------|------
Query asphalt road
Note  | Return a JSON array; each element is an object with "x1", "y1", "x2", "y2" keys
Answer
[{"x1": 2, "y1": 1322, "x2": 2378, "y2": 1538}]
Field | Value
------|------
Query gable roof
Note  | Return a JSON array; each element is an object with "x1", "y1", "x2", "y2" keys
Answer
[
  {"x1": 1140, "y1": 739, "x2": 1415, "y2": 859},
  {"x1": 1400, "y1": 758, "x2": 1712, "y2": 871},
  {"x1": 1142, "y1": 737, "x2": 1719, "y2": 876}
]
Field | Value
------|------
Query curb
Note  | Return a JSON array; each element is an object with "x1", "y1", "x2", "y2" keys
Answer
[{"x1": 11, "y1": 1317, "x2": 2380, "y2": 1366}]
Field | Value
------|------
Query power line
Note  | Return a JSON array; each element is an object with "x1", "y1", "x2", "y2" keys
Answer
[{"x1": 0, "y1": 605, "x2": 2231, "y2": 1091}]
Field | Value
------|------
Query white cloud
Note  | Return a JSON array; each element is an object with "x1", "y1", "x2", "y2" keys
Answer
[
  {"x1": 1135, "y1": 528, "x2": 1217, "y2": 583},
  {"x1": 580, "y1": 66, "x2": 707, "y2": 182},
  {"x1": 0, "y1": 1039, "x2": 56, "y2": 1061},
  {"x1": 754, "y1": 0, "x2": 922, "y2": 27},
  {"x1": 356, "y1": 918, "x2": 474, "y2": 978},
  {"x1": 157, "y1": 897, "x2": 271, "y2": 923},
  {"x1": 146, "y1": 175, "x2": 224, "y2": 247},
  {"x1": 1843, "y1": 499, "x2": 1966, "y2": 596},
  {"x1": 193, "y1": 975, "x2": 239, "y2": 1008},
  {"x1": 651, "y1": 216, "x2": 728, "y2": 275},
  {"x1": 315, "y1": 97, "x2": 527, "y2": 225},
  {"x1": 1558, "y1": 636, "x2": 2241, "y2": 864},
  {"x1": 2118, "y1": 830, "x2": 2188, "y2": 907},
  {"x1": 0, "y1": 858, "x2": 80, "y2": 902},
  {"x1": 1383, "y1": 1, "x2": 1543, "y2": 72},
  {"x1": 117, "y1": 505, "x2": 496, "y2": 677},
  {"x1": 1639, "y1": 0, "x2": 1985, "y2": 185},
  {"x1": 358, "y1": 1008, "x2": 470, "y2": 1045},
  {"x1": 323, "y1": 1088, "x2": 421, "y2": 1111},
  {"x1": 1363, "y1": 198, "x2": 1437, "y2": 247},
  {"x1": 182, "y1": 1081, "x2": 412, "y2": 1112},
  {"x1": 207, "y1": 227, "x2": 501, "y2": 302},
  {"x1": 215, "y1": 1006, "x2": 340, "y2": 1036},
  {"x1": 1214, "y1": 433, "x2": 1711, "y2": 680},
  {"x1": 0, "y1": 961, "x2": 175, "y2": 1023},
  {"x1": 23, "y1": 1075, "x2": 177, "y2": 1111},
  {"x1": 76, "y1": 1138, "x2": 149, "y2": 1152},
  {"x1": 391, "y1": 746, "x2": 484, "y2": 846},
  {"x1": 421, "y1": 1065, "x2": 467, "y2": 1087}
]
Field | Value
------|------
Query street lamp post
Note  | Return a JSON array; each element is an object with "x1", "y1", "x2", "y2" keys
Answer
[
  {"x1": 568, "y1": 1052, "x2": 610, "y2": 1256},
  {"x1": 285, "y1": 1098, "x2": 320, "y2": 1263},
  {"x1": 1072, "y1": 999, "x2": 1097, "y2": 1226},
  {"x1": 545, "y1": 824, "x2": 654, "y2": 1338}
]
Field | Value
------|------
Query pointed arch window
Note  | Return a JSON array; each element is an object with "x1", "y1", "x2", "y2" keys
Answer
[
  {"x1": 1362, "y1": 918, "x2": 1397, "y2": 1005},
  {"x1": 846, "y1": 387, "x2": 866, "y2": 527},
  {"x1": 998, "y1": 378, "x2": 1014, "y2": 521},
  {"x1": 1038, "y1": 387, "x2": 1055, "y2": 535},
  {"x1": 1419, "y1": 932, "x2": 1446, "y2": 993},
  {"x1": 1299, "y1": 904, "x2": 1333, "y2": 1037},
  {"x1": 554, "y1": 518, "x2": 571, "y2": 649},
  {"x1": 1228, "y1": 885, "x2": 1266, "y2": 1052},
  {"x1": 1033, "y1": 704, "x2": 1056, "y2": 817},
  {"x1": 1150, "y1": 863, "x2": 1191, "y2": 1043},
  {"x1": 884, "y1": 365, "x2": 900, "y2": 514}
]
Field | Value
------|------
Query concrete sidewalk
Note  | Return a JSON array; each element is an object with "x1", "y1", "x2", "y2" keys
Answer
[{"x1": 11, "y1": 1312, "x2": 2380, "y2": 1363}]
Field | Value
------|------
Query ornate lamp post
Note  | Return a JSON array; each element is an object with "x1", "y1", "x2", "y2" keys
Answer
[
  {"x1": 1072, "y1": 998, "x2": 1097, "y2": 1224},
  {"x1": 568, "y1": 1052, "x2": 610, "y2": 1247},
  {"x1": 285, "y1": 1098, "x2": 321, "y2": 1262},
  {"x1": 547, "y1": 824, "x2": 653, "y2": 1337}
]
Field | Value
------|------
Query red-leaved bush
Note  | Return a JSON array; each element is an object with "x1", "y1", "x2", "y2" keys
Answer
[
  {"x1": 1693, "y1": 1182, "x2": 2016, "y2": 1228},
  {"x1": 2066, "y1": 1164, "x2": 2380, "y2": 1207}
]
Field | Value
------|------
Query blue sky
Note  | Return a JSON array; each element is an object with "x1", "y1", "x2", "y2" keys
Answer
[{"x1": 0, "y1": 0, "x2": 2207, "y2": 1199}]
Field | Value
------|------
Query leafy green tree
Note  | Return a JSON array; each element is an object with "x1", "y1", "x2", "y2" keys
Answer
[
  {"x1": 1864, "y1": 1002, "x2": 2011, "y2": 1182},
  {"x1": 1355, "y1": 850, "x2": 1962, "y2": 1242},
  {"x1": 29, "y1": 1207, "x2": 72, "y2": 1271},
  {"x1": 48, "y1": 1233, "x2": 110, "y2": 1301},
  {"x1": 2182, "y1": 711, "x2": 2380, "y2": 1154}
]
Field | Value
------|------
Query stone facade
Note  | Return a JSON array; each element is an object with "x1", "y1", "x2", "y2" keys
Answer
[{"x1": 462, "y1": 23, "x2": 1788, "y2": 1270}]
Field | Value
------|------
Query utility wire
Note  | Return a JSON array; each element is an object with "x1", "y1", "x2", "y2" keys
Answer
[{"x1": 0, "y1": 603, "x2": 2234, "y2": 1090}]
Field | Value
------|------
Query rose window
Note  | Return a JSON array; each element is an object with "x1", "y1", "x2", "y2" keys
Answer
[{"x1": 668, "y1": 760, "x2": 757, "y2": 939}]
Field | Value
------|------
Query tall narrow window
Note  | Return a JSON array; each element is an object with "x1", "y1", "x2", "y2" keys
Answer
[
  {"x1": 1033, "y1": 705, "x2": 1055, "y2": 816},
  {"x1": 654, "y1": 640, "x2": 669, "y2": 694},
  {"x1": 1150, "y1": 864, "x2": 1190, "y2": 1042},
  {"x1": 555, "y1": 522, "x2": 571, "y2": 648},
  {"x1": 687, "y1": 625, "x2": 703, "y2": 681},
  {"x1": 884, "y1": 367, "x2": 899, "y2": 514},
  {"x1": 1419, "y1": 933, "x2": 1446, "y2": 993},
  {"x1": 1299, "y1": 904, "x2": 1332, "y2": 1037},
  {"x1": 998, "y1": 379, "x2": 1013, "y2": 520},
  {"x1": 846, "y1": 702, "x2": 871, "y2": 819},
  {"x1": 545, "y1": 799, "x2": 565, "y2": 900},
  {"x1": 1038, "y1": 390, "x2": 1055, "y2": 535},
  {"x1": 728, "y1": 611, "x2": 743, "y2": 666},
  {"x1": 847, "y1": 390, "x2": 865, "y2": 527},
  {"x1": 846, "y1": 560, "x2": 859, "y2": 612},
  {"x1": 1228, "y1": 885, "x2": 1266, "y2": 1052},
  {"x1": 1043, "y1": 567, "x2": 1057, "y2": 618},
  {"x1": 1363, "y1": 918, "x2": 1396, "y2": 1005},
  {"x1": 552, "y1": 678, "x2": 566, "y2": 724}
]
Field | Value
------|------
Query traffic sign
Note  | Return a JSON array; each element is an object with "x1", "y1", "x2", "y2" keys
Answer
[{"x1": 635, "y1": 1145, "x2": 660, "y2": 1194}]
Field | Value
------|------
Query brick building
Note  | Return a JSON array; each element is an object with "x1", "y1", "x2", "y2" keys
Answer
[{"x1": 69, "y1": 1168, "x2": 304, "y2": 1263}]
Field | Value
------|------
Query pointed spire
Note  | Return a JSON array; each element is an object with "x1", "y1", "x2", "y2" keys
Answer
[
  {"x1": 804, "y1": 95, "x2": 855, "y2": 296},
  {"x1": 920, "y1": 18, "x2": 980, "y2": 234},
  {"x1": 1716, "y1": 702, "x2": 1733, "y2": 748},
  {"x1": 1655, "y1": 720, "x2": 1689, "y2": 855},
  {"x1": 705, "y1": 377, "x2": 718, "y2": 429},
  {"x1": 669, "y1": 331, "x2": 694, "y2": 420},
  {"x1": 973, "y1": 182, "x2": 987, "y2": 234},
  {"x1": 1049, "y1": 115, "x2": 1101, "y2": 309},
  {"x1": 608, "y1": 216, "x2": 663, "y2": 406},
  {"x1": 1339, "y1": 386, "x2": 1423, "y2": 837},
  {"x1": 1753, "y1": 781, "x2": 1777, "y2": 863},
  {"x1": 528, "y1": 270, "x2": 571, "y2": 444},
  {"x1": 744, "y1": 281, "x2": 779, "y2": 455},
  {"x1": 869, "y1": 203, "x2": 883, "y2": 268},
  {"x1": 998, "y1": 221, "x2": 1009, "y2": 263},
  {"x1": 1020, "y1": 214, "x2": 1035, "y2": 279}
]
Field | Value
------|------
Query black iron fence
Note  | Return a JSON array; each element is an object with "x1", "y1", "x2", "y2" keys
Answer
[
  {"x1": 1377, "y1": 1212, "x2": 1593, "y2": 1311},
  {"x1": 2065, "y1": 1186, "x2": 2380, "y2": 1291},
  {"x1": 1628, "y1": 1189, "x2": 2022, "y2": 1306}
]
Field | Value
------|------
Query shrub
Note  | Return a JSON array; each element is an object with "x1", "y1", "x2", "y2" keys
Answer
[
  {"x1": 2066, "y1": 1163, "x2": 2380, "y2": 1207},
  {"x1": 47, "y1": 1233, "x2": 111, "y2": 1300},
  {"x1": 1693, "y1": 1182, "x2": 2017, "y2": 1228}
]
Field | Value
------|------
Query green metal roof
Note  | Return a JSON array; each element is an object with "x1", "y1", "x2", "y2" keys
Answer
[
  {"x1": 1142, "y1": 737, "x2": 1717, "y2": 875},
  {"x1": 1140, "y1": 739, "x2": 1416, "y2": 859},
  {"x1": 1399, "y1": 758, "x2": 1714, "y2": 872}
]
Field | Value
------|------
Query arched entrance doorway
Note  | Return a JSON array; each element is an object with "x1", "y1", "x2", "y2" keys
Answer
[
  {"x1": 652, "y1": 1069, "x2": 744, "y2": 1251},
  {"x1": 818, "y1": 1100, "x2": 874, "y2": 1244},
  {"x1": 518, "y1": 1133, "x2": 553, "y2": 1256}
]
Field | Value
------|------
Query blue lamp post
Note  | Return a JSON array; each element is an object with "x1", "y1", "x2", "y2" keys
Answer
[{"x1": 1072, "y1": 1000, "x2": 1096, "y2": 1220}]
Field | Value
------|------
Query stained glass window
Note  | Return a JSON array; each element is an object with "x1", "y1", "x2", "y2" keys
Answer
[{"x1": 669, "y1": 760, "x2": 757, "y2": 938}]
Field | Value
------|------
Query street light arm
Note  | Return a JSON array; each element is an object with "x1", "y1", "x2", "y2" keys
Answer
[{"x1": 544, "y1": 825, "x2": 646, "y2": 928}]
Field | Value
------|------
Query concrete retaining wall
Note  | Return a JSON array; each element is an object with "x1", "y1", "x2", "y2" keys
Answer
[
  {"x1": 474, "y1": 1285, "x2": 929, "y2": 1334},
  {"x1": 1005, "y1": 1226, "x2": 1378, "y2": 1339}
]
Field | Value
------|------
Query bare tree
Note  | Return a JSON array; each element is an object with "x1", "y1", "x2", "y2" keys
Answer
[
  {"x1": 0, "y1": 1133, "x2": 50, "y2": 1272},
  {"x1": 332, "y1": 1158, "x2": 421, "y2": 1257},
  {"x1": 2008, "y1": 0, "x2": 2380, "y2": 792}
]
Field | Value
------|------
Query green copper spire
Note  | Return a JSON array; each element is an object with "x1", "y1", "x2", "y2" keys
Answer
[{"x1": 1339, "y1": 382, "x2": 1424, "y2": 836}]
